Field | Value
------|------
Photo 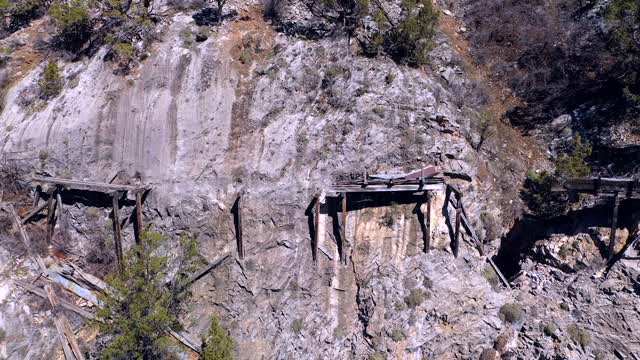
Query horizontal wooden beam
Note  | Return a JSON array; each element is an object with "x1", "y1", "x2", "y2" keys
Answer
[
  {"x1": 32, "y1": 176, "x2": 148, "y2": 193},
  {"x1": 327, "y1": 183, "x2": 445, "y2": 194}
]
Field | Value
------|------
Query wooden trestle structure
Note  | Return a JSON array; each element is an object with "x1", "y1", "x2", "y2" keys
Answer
[
  {"x1": 557, "y1": 177, "x2": 640, "y2": 261},
  {"x1": 311, "y1": 170, "x2": 511, "y2": 289},
  {"x1": 31, "y1": 176, "x2": 150, "y2": 271}
]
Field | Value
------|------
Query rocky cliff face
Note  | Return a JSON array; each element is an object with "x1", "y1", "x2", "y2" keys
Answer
[{"x1": 0, "y1": 1, "x2": 639, "y2": 360}]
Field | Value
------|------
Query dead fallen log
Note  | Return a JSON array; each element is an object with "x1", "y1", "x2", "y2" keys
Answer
[{"x1": 187, "y1": 254, "x2": 231, "y2": 285}]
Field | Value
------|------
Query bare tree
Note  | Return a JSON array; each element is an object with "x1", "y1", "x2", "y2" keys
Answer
[{"x1": 215, "y1": 0, "x2": 227, "y2": 24}]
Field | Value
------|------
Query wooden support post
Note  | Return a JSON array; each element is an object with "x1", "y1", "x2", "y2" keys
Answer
[
  {"x1": 32, "y1": 186, "x2": 41, "y2": 208},
  {"x1": 134, "y1": 191, "x2": 143, "y2": 243},
  {"x1": 425, "y1": 192, "x2": 431, "y2": 253},
  {"x1": 453, "y1": 193, "x2": 461, "y2": 258},
  {"x1": 487, "y1": 257, "x2": 511, "y2": 290},
  {"x1": 46, "y1": 188, "x2": 57, "y2": 244},
  {"x1": 363, "y1": 169, "x2": 368, "y2": 186},
  {"x1": 112, "y1": 193, "x2": 123, "y2": 271},
  {"x1": 56, "y1": 190, "x2": 68, "y2": 243},
  {"x1": 234, "y1": 195, "x2": 244, "y2": 259},
  {"x1": 313, "y1": 196, "x2": 320, "y2": 265},
  {"x1": 341, "y1": 193, "x2": 347, "y2": 265},
  {"x1": 608, "y1": 192, "x2": 621, "y2": 261}
]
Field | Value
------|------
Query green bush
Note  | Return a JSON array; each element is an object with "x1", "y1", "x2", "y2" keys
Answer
[
  {"x1": 607, "y1": 0, "x2": 640, "y2": 111},
  {"x1": 201, "y1": 316, "x2": 233, "y2": 360},
  {"x1": 498, "y1": 303, "x2": 523, "y2": 323},
  {"x1": 96, "y1": 231, "x2": 199, "y2": 359},
  {"x1": 38, "y1": 60, "x2": 63, "y2": 99},
  {"x1": 556, "y1": 133, "x2": 592, "y2": 178},
  {"x1": 48, "y1": 0, "x2": 91, "y2": 51}
]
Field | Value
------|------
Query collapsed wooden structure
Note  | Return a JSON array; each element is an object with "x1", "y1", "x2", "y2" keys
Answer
[
  {"x1": 558, "y1": 177, "x2": 640, "y2": 261},
  {"x1": 312, "y1": 168, "x2": 511, "y2": 289},
  {"x1": 4, "y1": 175, "x2": 223, "y2": 358}
]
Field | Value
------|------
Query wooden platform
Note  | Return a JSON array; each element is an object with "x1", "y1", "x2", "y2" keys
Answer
[
  {"x1": 32, "y1": 176, "x2": 148, "y2": 193},
  {"x1": 328, "y1": 178, "x2": 446, "y2": 195},
  {"x1": 558, "y1": 177, "x2": 640, "y2": 198}
]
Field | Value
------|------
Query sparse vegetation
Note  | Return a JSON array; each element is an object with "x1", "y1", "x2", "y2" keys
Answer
[
  {"x1": 482, "y1": 265, "x2": 499, "y2": 287},
  {"x1": 567, "y1": 323, "x2": 590, "y2": 347},
  {"x1": 498, "y1": 303, "x2": 523, "y2": 323},
  {"x1": 403, "y1": 288, "x2": 424, "y2": 309},
  {"x1": 380, "y1": 212, "x2": 395, "y2": 228},
  {"x1": 543, "y1": 322, "x2": 557, "y2": 336},
  {"x1": 291, "y1": 319, "x2": 304, "y2": 334},
  {"x1": 201, "y1": 316, "x2": 233, "y2": 360},
  {"x1": 390, "y1": 329, "x2": 405, "y2": 342},
  {"x1": 556, "y1": 133, "x2": 592, "y2": 179},
  {"x1": 369, "y1": 351, "x2": 386, "y2": 360}
]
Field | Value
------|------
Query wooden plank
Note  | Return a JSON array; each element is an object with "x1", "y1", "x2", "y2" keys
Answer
[
  {"x1": 32, "y1": 176, "x2": 145, "y2": 193},
  {"x1": 313, "y1": 196, "x2": 320, "y2": 265},
  {"x1": 21, "y1": 202, "x2": 48, "y2": 224},
  {"x1": 487, "y1": 257, "x2": 511, "y2": 290},
  {"x1": 187, "y1": 254, "x2": 230, "y2": 285},
  {"x1": 341, "y1": 193, "x2": 347, "y2": 264},
  {"x1": 54, "y1": 317, "x2": 75, "y2": 360},
  {"x1": 609, "y1": 192, "x2": 621, "y2": 261},
  {"x1": 328, "y1": 183, "x2": 445, "y2": 194},
  {"x1": 60, "y1": 316, "x2": 85, "y2": 360},
  {"x1": 8, "y1": 205, "x2": 47, "y2": 272},
  {"x1": 15, "y1": 280, "x2": 96, "y2": 320},
  {"x1": 112, "y1": 194, "x2": 123, "y2": 272},
  {"x1": 135, "y1": 192, "x2": 143, "y2": 243},
  {"x1": 168, "y1": 329, "x2": 201, "y2": 354},
  {"x1": 235, "y1": 195, "x2": 244, "y2": 259}
]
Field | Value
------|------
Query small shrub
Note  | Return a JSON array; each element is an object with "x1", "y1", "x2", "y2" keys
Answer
[
  {"x1": 567, "y1": 323, "x2": 590, "y2": 347},
  {"x1": 558, "y1": 244, "x2": 571, "y2": 259},
  {"x1": 38, "y1": 60, "x2": 63, "y2": 99},
  {"x1": 239, "y1": 48, "x2": 251, "y2": 64},
  {"x1": 498, "y1": 303, "x2": 523, "y2": 323},
  {"x1": 403, "y1": 288, "x2": 424, "y2": 309},
  {"x1": 560, "y1": 302, "x2": 570, "y2": 311},
  {"x1": 180, "y1": 28, "x2": 195, "y2": 48},
  {"x1": 556, "y1": 132, "x2": 592, "y2": 178},
  {"x1": 355, "y1": 85, "x2": 368, "y2": 97},
  {"x1": 482, "y1": 265, "x2": 499, "y2": 287},
  {"x1": 369, "y1": 352, "x2": 386, "y2": 360},
  {"x1": 291, "y1": 319, "x2": 304, "y2": 334},
  {"x1": 201, "y1": 316, "x2": 233, "y2": 360},
  {"x1": 389, "y1": 329, "x2": 405, "y2": 342},
  {"x1": 594, "y1": 350, "x2": 607, "y2": 360},
  {"x1": 493, "y1": 333, "x2": 508, "y2": 351},
  {"x1": 543, "y1": 323, "x2": 557, "y2": 336}
]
